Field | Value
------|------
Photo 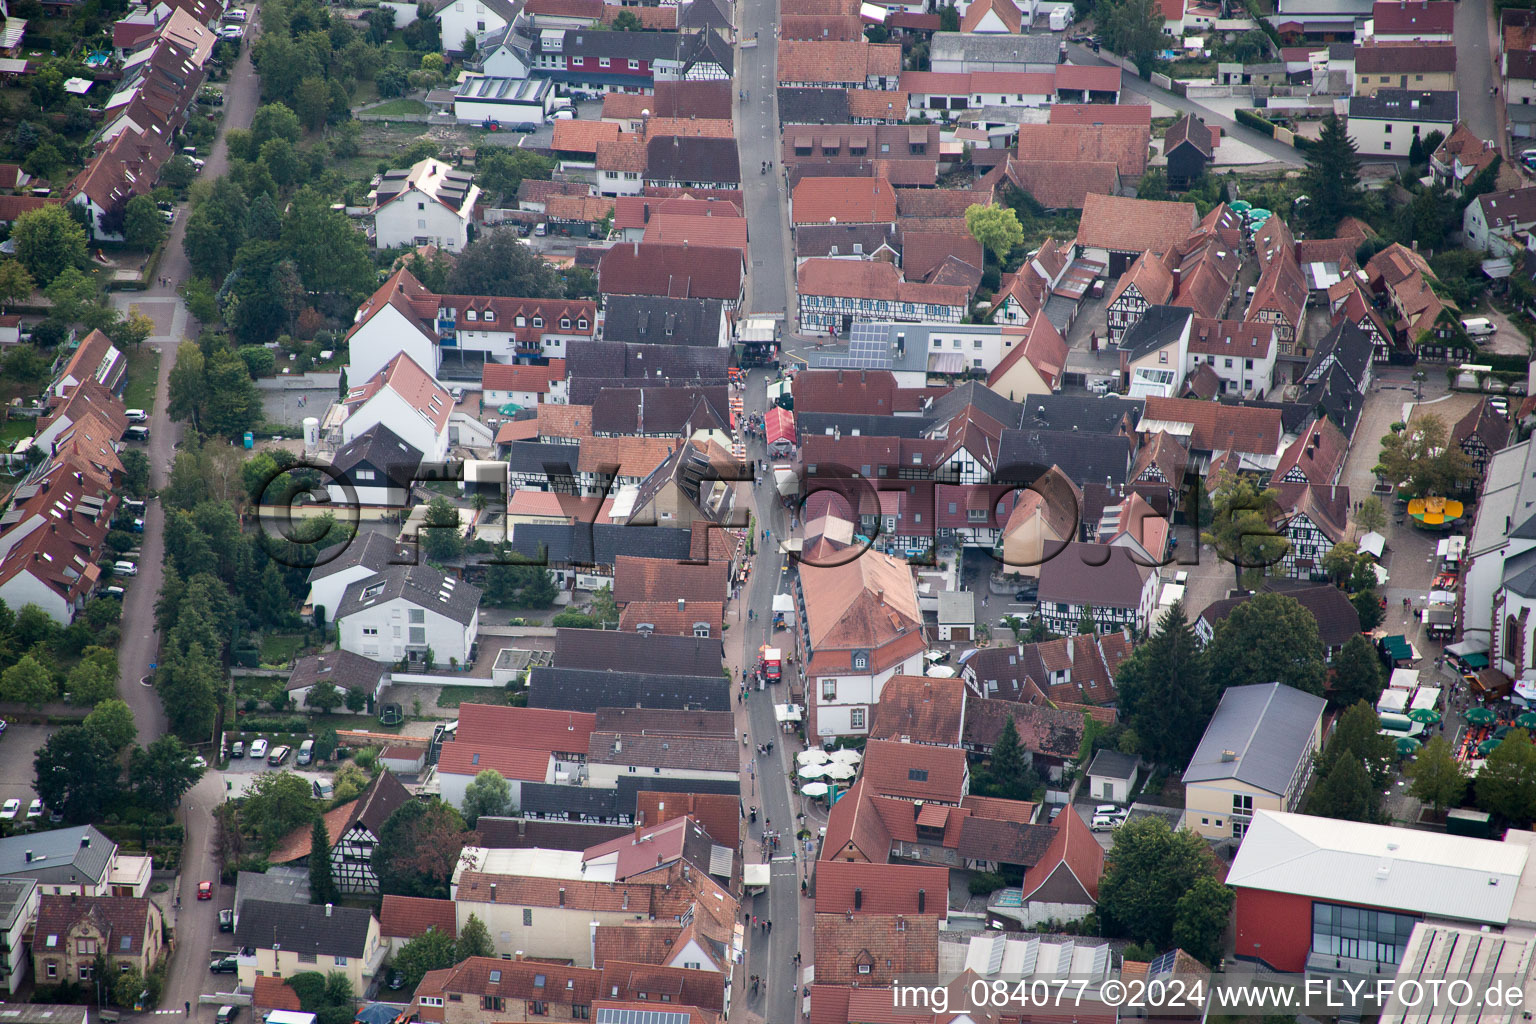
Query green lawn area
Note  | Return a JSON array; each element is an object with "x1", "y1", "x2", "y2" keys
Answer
[
  {"x1": 436, "y1": 685, "x2": 507, "y2": 708},
  {"x1": 123, "y1": 346, "x2": 160, "y2": 413},
  {"x1": 0, "y1": 417, "x2": 32, "y2": 449},
  {"x1": 368, "y1": 98, "x2": 427, "y2": 117},
  {"x1": 258, "y1": 632, "x2": 310, "y2": 667}
]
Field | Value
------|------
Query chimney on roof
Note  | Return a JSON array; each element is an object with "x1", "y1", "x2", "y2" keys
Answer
[
  {"x1": 854, "y1": 887, "x2": 863, "y2": 910},
  {"x1": 917, "y1": 889, "x2": 926, "y2": 914},
  {"x1": 913, "y1": 800, "x2": 923, "y2": 820},
  {"x1": 24, "y1": 850, "x2": 30, "y2": 863},
  {"x1": 491, "y1": 882, "x2": 497, "y2": 899}
]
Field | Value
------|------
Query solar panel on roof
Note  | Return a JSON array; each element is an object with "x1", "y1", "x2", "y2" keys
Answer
[
  {"x1": 595, "y1": 1011, "x2": 691, "y2": 1024},
  {"x1": 1148, "y1": 949, "x2": 1178, "y2": 977}
]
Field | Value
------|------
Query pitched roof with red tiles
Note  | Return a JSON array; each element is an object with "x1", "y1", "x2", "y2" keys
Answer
[
  {"x1": 960, "y1": 0, "x2": 1021, "y2": 32},
  {"x1": 847, "y1": 89, "x2": 911, "y2": 121},
  {"x1": 1140, "y1": 396, "x2": 1284, "y2": 455},
  {"x1": 613, "y1": 195, "x2": 742, "y2": 231},
  {"x1": 961, "y1": 697, "x2": 1085, "y2": 759},
  {"x1": 601, "y1": 2, "x2": 676, "y2": 26},
  {"x1": 640, "y1": 117, "x2": 736, "y2": 142},
  {"x1": 868, "y1": 674, "x2": 966, "y2": 745},
  {"x1": 815, "y1": 860, "x2": 948, "y2": 916},
  {"x1": 901, "y1": 229, "x2": 983, "y2": 281},
  {"x1": 635, "y1": 791, "x2": 740, "y2": 848},
  {"x1": 797, "y1": 258, "x2": 971, "y2": 309},
  {"x1": 789, "y1": 369, "x2": 944, "y2": 414},
  {"x1": 438, "y1": 704, "x2": 597, "y2": 781},
  {"x1": 576, "y1": 434, "x2": 677, "y2": 477},
  {"x1": 860, "y1": 739, "x2": 967, "y2": 803},
  {"x1": 482, "y1": 359, "x2": 566, "y2": 395},
  {"x1": 380, "y1": 895, "x2": 458, "y2": 940},
  {"x1": 1246, "y1": 246, "x2": 1308, "y2": 329},
  {"x1": 1050, "y1": 102, "x2": 1153, "y2": 127},
  {"x1": 777, "y1": 40, "x2": 902, "y2": 84},
  {"x1": 1076, "y1": 193, "x2": 1198, "y2": 258},
  {"x1": 1273, "y1": 480, "x2": 1350, "y2": 543},
  {"x1": 35, "y1": 894, "x2": 157, "y2": 958},
  {"x1": 792, "y1": 176, "x2": 898, "y2": 225},
  {"x1": 552, "y1": 118, "x2": 623, "y2": 154},
  {"x1": 619, "y1": 599, "x2": 725, "y2": 637},
  {"x1": 1021, "y1": 801, "x2": 1103, "y2": 902},
  {"x1": 642, "y1": 212, "x2": 749, "y2": 253},
  {"x1": 799, "y1": 546, "x2": 924, "y2": 656},
  {"x1": 596, "y1": 136, "x2": 648, "y2": 173},
  {"x1": 613, "y1": 554, "x2": 729, "y2": 605},
  {"x1": 1005, "y1": 158, "x2": 1119, "y2": 211},
  {"x1": 1356, "y1": 39, "x2": 1457, "y2": 73},
  {"x1": 1016, "y1": 123, "x2": 1151, "y2": 177},
  {"x1": 987, "y1": 314, "x2": 1067, "y2": 390},
  {"x1": 252, "y1": 977, "x2": 303, "y2": 1015},
  {"x1": 779, "y1": 13, "x2": 864, "y2": 37},
  {"x1": 1107, "y1": 251, "x2": 1175, "y2": 308},
  {"x1": 1273, "y1": 416, "x2": 1349, "y2": 486},
  {"x1": 894, "y1": 187, "x2": 993, "y2": 219},
  {"x1": 345, "y1": 351, "x2": 453, "y2": 434},
  {"x1": 1452, "y1": 396, "x2": 1512, "y2": 454},
  {"x1": 598, "y1": 242, "x2": 743, "y2": 301},
  {"x1": 592, "y1": 923, "x2": 682, "y2": 968},
  {"x1": 538, "y1": 402, "x2": 594, "y2": 441},
  {"x1": 812, "y1": 913, "x2": 940, "y2": 984}
]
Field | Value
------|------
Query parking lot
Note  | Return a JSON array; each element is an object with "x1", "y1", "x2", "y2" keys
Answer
[{"x1": 0, "y1": 722, "x2": 58, "y2": 820}]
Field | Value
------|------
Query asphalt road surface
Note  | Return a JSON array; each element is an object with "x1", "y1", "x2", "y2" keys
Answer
[{"x1": 734, "y1": 9, "x2": 792, "y2": 317}]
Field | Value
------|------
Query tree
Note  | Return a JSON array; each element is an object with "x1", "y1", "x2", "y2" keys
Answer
[
  {"x1": 590, "y1": 584, "x2": 619, "y2": 626},
  {"x1": 1299, "y1": 115, "x2": 1361, "y2": 233},
  {"x1": 420, "y1": 496, "x2": 465, "y2": 562},
  {"x1": 964, "y1": 203, "x2": 1023, "y2": 264},
  {"x1": 307, "y1": 679, "x2": 344, "y2": 713},
  {"x1": 1114, "y1": 603, "x2": 1214, "y2": 767},
  {"x1": 1329, "y1": 634, "x2": 1384, "y2": 710},
  {"x1": 1307, "y1": 754, "x2": 1380, "y2": 822},
  {"x1": 1479, "y1": 729, "x2": 1536, "y2": 825},
  {"x1": 68, "y1": 647, "x2": 120, "y2": 707},
  {"x1": 0, "y1": 260, "x2": 34, "y2": 310},
  {"x1": 310, "y1": 817, "x2": 338, "y2": 904},
  {"x1": 1100, "y1": 0, "x2": 1164, "y2": 72},
  {"x1": 1171, "y1": 874, "x2": 1234, "y2": 966},
  {"x1": 392, "y1": 927, "x2": 458, "y2": 989},
  {"x1": 937, "y1": 3, "x2": 959, "y2": 28},
  {"x1": 35, "y1": 726, "x2": 122, "y2": 823},
  {"x1": 1352, "y1": 589, "x2": 1385, "y2": 631},
  {"x1": 1098, "y1": 816, "x2": 1224, "y2": 949},
  {"x1": 243, "y1": 770, "x2": 319, "y2": 850},
  {"x1": 1202, "y1": 471, "x2": 1287, "y2": 589},
  {"x1": 1355, "y1": 495, "x2": 1387, "y2": 536},
  {"x1": 1409, "y1": 735, "x2": 1468, "y2": 816},
  {"x1": 610, "y1": 9, "x2": 641, "y2": 28},
  {"x1": 1206, "y1": 592, "x2": 1326, "y2": 697},
  {"x1": 332, "y1": 762, "x2": 370, "y2": 803},
  {"x1": 129, "y1": 736, "x2": 205, "y2": 813},
  {"x1": 167, "y1": 341, "x2": 207, "y2": 428},
  {"x1": 345, "y1": 688, "x2": 369, "y2": 713},
  {"x1": 112, "y1": 309, "x2": 156, "y2": 351},
  {"x1": 373, "y1": 799, "x2": 475, "y2": 898},
  {"x1": 123, "y1": 196, "x2": 167, "y2": 250},
  {"x1": 446, "y1": 230, "x2": 562, "y2": 297},
  {"x1": 461, "y1": 769, "x2": 511, "y2": 825},
  {"x1": 457, "y1": 914, "x2": 494, "y2": 960},
  {"x1": 251, "y1": 102, "x2": 303, "y2": 149},
  {"x1": 13, "y1": 204, "x2": 88, "y2": 285},
  {"x1": 83, "y1": 699, "x2": 137, "y2": 753},
  {"x1": 280, "y1": 188, "x2": 379, "y2": 300},
  {"x1": 1376, "y1": 415, "x2": 1473, "y2": 498},
  {"x1": 0, "y1": 653, "x2": 55, "y2": 708}
]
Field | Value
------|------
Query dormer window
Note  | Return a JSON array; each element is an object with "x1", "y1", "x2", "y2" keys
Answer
[
  {"x1": 560, "y1": 317, "x2": 571, "y2": 329},
  {"x1": 533, "y1": 316, "x2": 544, "y2": 327},
  {"x1": 484, "y1": 310, "x2": 495, "y2": 322},
  {"x1": 516, "y1": 315, "x2": 526, "y2": 327},
  {"x1": 577, "y1": 317, "x2": 588, "y2": 329},
  {"x1": 466, "y1": 310, "x2": 477, "y2": 321}
]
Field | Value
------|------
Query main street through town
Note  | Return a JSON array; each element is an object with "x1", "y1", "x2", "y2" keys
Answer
[{"x1": 111, "y1": 8, "x2": 266, "y2": 1018}]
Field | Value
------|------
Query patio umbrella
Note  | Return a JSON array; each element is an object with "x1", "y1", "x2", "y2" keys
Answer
[
  {"x1": 828, "y1": 748, "x2": 862, "y2": 764},
  {"x1": 1516, "y1": 712, "x2": 1536, "y2": 730},
  {"x1": 797, "y1": 763, "x2": 828, "y2": 779},
  {"x1": 1395, "y1": 736, "x2": 1422, "y2": 757},
  {"x1": 800, "y1": 782, "x2": 830, "y2": 798},
  {"x1": 796, "y1": 749, "x2": 830, "y2": 766},
  {"x1": 1468, "y1": 707, "x2": 1498, "y2": 725},
  {"x1": 822, "y1": 761, "x2": 858, "y2": 780},
  {"x1": 1480, "y1": 738, "x2": 1503, "y2": 757},
  {"x1": 1407, "y1": 708, "x2": 1442, "y2": 725}
]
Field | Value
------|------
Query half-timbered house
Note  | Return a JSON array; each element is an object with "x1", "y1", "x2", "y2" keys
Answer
[
  {"x1": 268, "y1": 771, "x2": 413, "y2": 895},
  {"x1": 1105, "y1": 251, "x2": 1173, "y2": 342},
  {"x1": 1452, "y1": 398, "x2": 1512, "y2": 481},
  {"x1": 1272, "y1": 481, "x2": 1349, "y2": 581}
]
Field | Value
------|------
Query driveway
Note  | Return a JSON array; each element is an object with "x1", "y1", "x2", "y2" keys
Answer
[{"x1": 0, "y1": 723, "x2": 56, "y2": 813}]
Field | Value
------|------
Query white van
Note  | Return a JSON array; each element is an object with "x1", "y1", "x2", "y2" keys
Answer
[
  {"x1": 296, "y1": 738, "x2": 314, "y2": 765},
  {"x1": 1462, "y1": 317, "x2": 1497, "y2": 338}
]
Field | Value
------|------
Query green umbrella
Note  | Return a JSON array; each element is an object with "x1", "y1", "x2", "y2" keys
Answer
[
  {"x1": 1230, "y1": 200, "x2": 1252, "y2": 213},
  {"x1": 1467, "y1": 707, "x2": 1498, "y2": 725},
  {"x1": 1516, "y1": 713, "x2": 1536, "y2": 730},
  {"x1": 1395, "y1": 736, "x2": 1422, "y2": 757},
  {"x1": 1479, "y1": 738, "x2": 1503, "y2": 757},
  {"x1": 1407, "y1": 708, "x2": 1442, "y2": 725}
]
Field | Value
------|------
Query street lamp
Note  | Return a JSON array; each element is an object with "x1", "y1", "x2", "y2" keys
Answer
[{"x1": 1413, "y1": 370, "x2": 1426, "y2": 401}]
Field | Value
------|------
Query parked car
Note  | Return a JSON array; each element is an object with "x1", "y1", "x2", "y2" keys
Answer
[
  {"x1": 216, "y1": 1007, "x2": 238, "y2": 1024},
  {"x1": 1090, "y1": 814, "x2": 1121, "y2": 832},
  {"x1": 26, "y1": 799, "x2": 42, "y2": 819},
  {"x1": 197, "y1": 880, "x2": 213, "y2": 900},
  {"x1": 268, "y1": 744, "x2": 291, "y2": 766},
  {"x1": 114, "y1": 561, "x2": 138, "y2": 576},
  {"x1": 126, "y1": 408, "x2": 148, "y2": 423},
  {"x1": 547, "y1": 109, "x2": 575, "y2": 122},
  {"x1": 0, "y1": 799, "x2": 19, "y2": 820},
  {"x1": 125, "y1": 426, "x2": 150, "y2": 441},
  {"x1": 230, "y1": 740, "x2": 244, "y2": 758},
  {"x1": 248, "y1": 738, "x2": 269, "y2": 760},
  {"x1": 104, "y1": 586, "x2": 126, "y2": 598},
  {"x1": 209, "y1": 956, "x2": 238, "y2": 974},
  {"x1": 218, "y1": 909, "x2": 233, "y2": 932}
]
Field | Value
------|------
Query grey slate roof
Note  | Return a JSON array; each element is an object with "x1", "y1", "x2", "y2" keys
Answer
[
  {"x1": 930, "y1": 31, "x2": 1061, "y2": 66},
  {"x1": 589, "y1": 386, "x2": 730, "y2": 436},
  {"x1": 1304, "y1": 319, "x2": 1373, "y2": 390},
  {"x1": 1018, "y1": 394, "x2": 1144, "y2": 435},
  {"x1": 797, "y1": 412, "x2": 928, "y2": 439},
  {"x1": 519, "y1": 782, "x2": 624, "y2": 820},
  {"x1": 1196, "y1": 582, "x2": 1362, "y2": 652},
  {"x1": 234, "y1": 866, "x2": 312, "y2": 925},
  {"x1": 475, "y1": 816, "x2": 631, "y2": 849},
  {"x1": 928, "y1": 380, "x2": 1025, "y2": 432},
  {"x1": 233, "y1": 898, "x2": 375, "y2": 958},
  {"x1": 1181, "y1": 682, "x2": 1325, "y2": 794},
  {"x1": 287, "y1": 649, "x2": 388, "y2": 693},
  {"x1": 601, "y1": 296, "x2": 726, "y2": 348},
  {"x1": 554, "y1": 627, "x2": 723, "y2": 676},
  {"x1": 1301, "y1": 363, "x2": 1366, "y2": 440},
  {"x1": 335, "y1": 564, "x2": 482, "y2": 626},
  {"x1": 1087, "y1": 748, "x2": 1140, "y2": 781},
  {"x1": 528, "y1": 666, "x2": 729, "y2": 712},
  {"x1": 508, "y1": 522, "x2": 693, "y2": 566},
  {"x1": 0, "y1": 877, "x2": 36, "y2": 929},
  {"x1": 330, "y1": 424, "x2": 424, "y2": 492},
  {"x1": 1347, "y1": 89, "x2": 1457, "y2": 122},
  {"x1": 778, "y1": 88, "x2": 852, "y2": 124},
  {"x1": 793, "y1": 223, "x2": 900, "y2": 261},
  {"x1": 645, "y1": 136, "x2": 740, "y2": 184},
  {"x1": 503, "y1": 441, "x2": 577, "y2": 477},
  {"x1": 1117, "y1": 305, "x2": 1193, "y2": 362},
  {"x1": 307, "y1": 530, "x2": 410, "y2": 585},
  {"x1": 0, "y1": 825, "x2": 114, "y2": 887},
  {"x1": 566, "y1": 340, "x2": 731, "y2": 385},
  {"x1": 997, "y1": 428, "x2": 1132, "y2": 488}
]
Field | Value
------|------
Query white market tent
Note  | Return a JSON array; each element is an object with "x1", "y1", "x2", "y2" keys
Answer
[
  {"x1": 772, "y1": 594, "x2": 794, "y2": 613},
  {"x1": 1412, "y1": 687, "x2": 1441, "y2": 711},
  {"x1": 1389, "y1": 669, "x2": 1420, "y2": 690},
  {"x1": 1358, "y1": 532, "x2": 1386, "y2": 559},
  {"x1": 1376, "y1": 688, "x2": 1409, "y2": 714}
]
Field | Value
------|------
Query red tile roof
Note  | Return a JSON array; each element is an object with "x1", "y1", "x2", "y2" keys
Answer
[
  {"x1": 482, "y1": 359, "x2": 566, "y2": 395},
  {"x1": 438, "y1": 704, "x2": 597, "y2": 781},
  {"x1": 860, "y1": 739, "x2": 967, "y2": 803},
  {"x1": 1372, "y1": 0, "x2": 1453, "y2": 33},
  {"x1": 815, "y1": 860, "x2": 948, "y2": 916},
  {"x1": 797, "y1": 258, "x2": 970, "y2": 309},
  {"x1": 551, "y1": 118, "x2": 622, "y2": 154},
  {"x1": 613, "y1": 554, "x2": 729, "y2": 605},
  {"x1": 1076, "y1": 193, "x2": 1198, "y2": 257},
  {"x1": 811, "y1": 913, "x2": 940, "y2": 984},
  {"x1": 598, "y1": 242, "x2": 743, "y2": 302},
  {"x1": 1050, "y1": 102, "x2": 1152, "y2": 126},
  {"x1": 1021, "y1": 806, "x2": 1103, "y2": 902},
  {"x1": 1005, "y1": 157, "x2": 1119, "y2": 211},
  {"x1": 792, "y1": 176, "x2": 898, "y2": 225},
  {"x1": 635, "y1": 791, "x2": 740, "y2": 848},
  {"x1": 1140, "y1": 396, "x2": 1284, "y2": 455},
  {"x1": 642, "y1": 212, "x2": 749, "y2": 253},
  {"x1": 868, "y1": 674, "x2": 966, "y2": 745},
  {"x1": 380, "y1": 895, "x2": 458, "y2": 940},
  {"x1": 1016, "y1": 123, "x2": 1150, "y2": 177},
  {"x1": 252, "y1": 977, "x2": 303, "y2": 1015}
]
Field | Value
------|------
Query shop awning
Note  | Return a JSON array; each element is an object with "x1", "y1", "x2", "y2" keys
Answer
[
  {"x1": 1462, "y1": 652, "x2": 1490, "y2": 669},
  {"x1": 766, "y1": 406, "x2": 796, "y2": 448}
]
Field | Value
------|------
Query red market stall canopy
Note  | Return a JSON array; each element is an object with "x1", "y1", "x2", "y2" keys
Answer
[{"x1": 766, "y1": 406, "x2": 797, "y2": 451}]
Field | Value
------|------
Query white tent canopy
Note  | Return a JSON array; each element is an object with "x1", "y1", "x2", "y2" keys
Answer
[
  {"x1": 772, "y1": 594, "x2": 794, "y2": 612},
  {"x1": 798, "y1": 763, "x2": 829, "y2": 779},
  {"x1": 1359, "y1": 531, "x2": 1386, "y2": 559},
  {"x1": 828, "y1": 748, "x2": 862, "y2": 764},
  {"x1": 800, "y1": 782, "x2": 830, "y2": 797},
  {"x1": 775, "y1": 704, "x2": 804, "y2": 724},
  {"x1": 744, "y1": 863, "x2": 771, "y2": 888},
  {"x1": 822, "y1": 761, "x2": 857, "y2": 780},
  {"x1": 796, "y1": 748, "x2": 828, "y2": 765}
]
